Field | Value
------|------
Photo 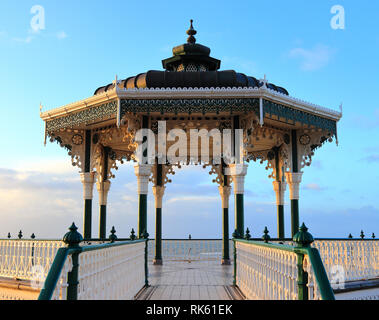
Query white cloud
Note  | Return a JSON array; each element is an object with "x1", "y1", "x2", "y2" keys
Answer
[
  {"x1": 165, "y1": 195, "x2": 219, "y2": 204},
  {"x1": 56, "y1": 31, "x2": 68, "y2": 40},
  {"x1": 303, "y1": 183, "x2": 325, "y2": 191},
  {"x1": 288, "y1": 44, "x2": 334, "y2": 71},
  {"x1": 12, "y1": 36, "x2": 34, "y2": 44}
]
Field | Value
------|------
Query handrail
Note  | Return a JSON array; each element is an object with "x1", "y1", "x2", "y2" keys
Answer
[
  {"x1": 38, "y1": 239, "x2": 146, "y2": 300},
  {"x1": 296, "y1": 246, "x2": 335, "y2": 300},
  {"x1": 234, "y1": 238, "x2": 335, "y2": 300},
  {"x1": 38, "y1": 247, "x2": 76, "y2": 300}
]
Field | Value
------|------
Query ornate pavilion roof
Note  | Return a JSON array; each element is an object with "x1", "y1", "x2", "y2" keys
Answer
[
  {"x1": 40, "y1": 20, "x2": 342, "y2": 139},
  {"x1": 94, "y1": 20, "x2": 288, "y2": 95}
]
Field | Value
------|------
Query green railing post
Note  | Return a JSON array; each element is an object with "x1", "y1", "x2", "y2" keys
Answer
[
  {"x1": 63, "y1": 223, "x2": 83, "y2": 300},
  {"x1": 293, "y1": 223, "x2": 314, "y2": 300},
  {"x1": 232, "y1": 229, "x2": 238, "y2": 286},
  {"x1": 296, "y1": 253, "x2": 308, "y2": 300},
  {"x1": 142, "y1": 229, "x2": 149, "y2": 287}
]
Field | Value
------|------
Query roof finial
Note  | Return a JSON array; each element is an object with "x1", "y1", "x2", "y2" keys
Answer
[{"x1": 186, "y1": 19, "x2": 197, "y2": 44}]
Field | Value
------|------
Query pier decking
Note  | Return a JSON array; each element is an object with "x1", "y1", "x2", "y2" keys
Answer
[{"x1": 137, "y1": 261, "x2": 244, "y2": 300}]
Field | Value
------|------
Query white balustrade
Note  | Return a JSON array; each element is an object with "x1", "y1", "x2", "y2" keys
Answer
[
  {"x1": 312, "y1": 240, "x2": 379, "y2": 283},
  {"x1": 0, "y1": 240, "x2": 64, "y2": 281},
  {"x1": 235, "y1": 241, "x2": 298, "y2": 300},
  {"x1": 77, "y1": 241, "x2": 146, "y2": 300}
]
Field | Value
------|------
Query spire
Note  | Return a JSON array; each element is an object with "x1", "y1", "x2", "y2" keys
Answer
[{"x1": 186, "y1": 19, "x2": 197, "y2": 44}]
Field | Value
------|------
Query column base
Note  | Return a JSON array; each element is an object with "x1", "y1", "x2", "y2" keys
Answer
[
  {"x1": 221, "y1": 259, "x2": 231, "y2": 265},
  {"x1": 153, "y1": 259, "x2": 163, "y2": 265}
]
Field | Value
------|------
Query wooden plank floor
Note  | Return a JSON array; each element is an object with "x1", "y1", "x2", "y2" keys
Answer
[{"x1": 138, "y1": 260, "x2": 243, "y2": 300}]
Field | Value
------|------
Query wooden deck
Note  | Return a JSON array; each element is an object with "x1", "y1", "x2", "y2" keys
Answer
[{"x1": 137, "y1": 260, "x2": 244, "y2": 300}]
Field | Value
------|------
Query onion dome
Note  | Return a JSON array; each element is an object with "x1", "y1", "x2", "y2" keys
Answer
[
  {"x1": 94, "y1": 20, "x2": 288, "y2": 95},
  {"x1": 162, "y1": 20, "x2": 221, "y2": 72}
]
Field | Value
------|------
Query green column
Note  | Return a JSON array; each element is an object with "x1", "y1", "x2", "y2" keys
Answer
[
  {"x1": 222, "y1": 208, "x2": 230, "y2": 263},
  {"x1": 220, "y1": 172, "x2": 231, "y2": 265},
  {"x1": 153, "y1": 163, "x2": 164, "y2": 265},
  {"x1": 274, "y1": 147, "x2": 285, "y2": 239},
  {"x1": 99, "y1": 205, "x2": 107, "y2": 239},
  {"x1": 83, "y1": 199, "x2": 92, "y2": 239},
  {"x1": 291, "y1": 199, "x2": 299, "y2": 237},
  {"x1": 235, "y1": 193, "x2": 244, "y2": 238},
  {"x1": 82, "y1": 130, "x2": 93, "y2": 239},
  {"x1": 277, "y1": 204, "x2": 285, "y2": 239},
  {"x1": 137, "y1": 115, "x2": 150, "y2": 239},
  {"x1": 290, "y1": 130, "x2": 300, "y2": 238},
  {"x1": 154, "y1": 207, "x2": 162, "y2": 264},
  {"x1": 138, "y1": 194, "x2": 147, "y2": 238}
]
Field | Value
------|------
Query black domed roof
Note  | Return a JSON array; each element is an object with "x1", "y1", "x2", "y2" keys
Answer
[{"x1": 94, "y1": 20, "x2": 288, "y2": 96}]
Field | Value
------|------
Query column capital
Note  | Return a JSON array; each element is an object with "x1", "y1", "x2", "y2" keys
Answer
[
  {"x1": 227, "y1": 164, "x2": 248, "y2": 177},
  {"x1": 228, "y1": 164, "x2": 248, "y2": 194},
  {"x1": 96, "y1": 180, "x2": 111, "y2": 205},
  {"x1": 272, "y1": 181, "x2": 287, "y2": 205},
  {"x1": 285, "y1": 172, "x2": 303, "y2": 200},
  {"x1": 152, "y1": 185, "x2": 166, "y2": 208},
  {"x1": 80, "y1": 172, "x2": 96, "y2": 200},
  {"x1": 134, "y1": 164, "x2": 153, "y2": 176},
  {"x1": 134, "y1": 164, "x2": 153, "y2": 194},
  {"x1": 218, "y1": 185, "x2": 232, "y2": 209}
]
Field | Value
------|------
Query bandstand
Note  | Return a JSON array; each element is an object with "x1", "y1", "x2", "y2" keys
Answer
[
  {"x1": 40, "y1": 20, "x2": 342, "y2": 267},
  {"x1": 2, "y1": 20, "x2": 379, "y2": 302}
]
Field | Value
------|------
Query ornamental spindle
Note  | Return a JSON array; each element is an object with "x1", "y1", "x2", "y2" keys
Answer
[
  {"x1": 232, "y1": 229, "x2": 241, "y2": 239},
  {"x1": 245, "y1": 228, "x2": 251, "y2": 240},
  {"x1": 18, "y1": 230, "x2": 23, "y2": 239},
  {"x1": 360, "y1": 230, "x2": 365, "y2": 239},
  {"x1": 372, "y1": 233, "x2": 376, "y2": 239},
  {"x1": 109, "y1": 226, "x2": 117, "y2": 243},
  {"x1": 130, "y1": 228, "x2": 136, "y2": 240},
  {"x1": 31, "y1": 233, "x2": 36, "y2": 239},
  {"x1": 63, "y1": 223, "x2": 83, "y2": 248},
  {"x1": 348, "y1": 233, "x2": 353, "y2": 239},
  {"x1": 262, "y1": 227, "x2": 270, "y2": 243},
  {"x1": 141, "y1": 229, "x2": 149, "y2": 240},
  {"x1": 7, "y1": 233, "x2": 11, "y2": 239}
]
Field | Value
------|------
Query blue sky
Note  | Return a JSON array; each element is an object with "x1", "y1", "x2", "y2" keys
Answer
[{"x1": 0, "y1": 0, "x2": 378, "y2": 239}]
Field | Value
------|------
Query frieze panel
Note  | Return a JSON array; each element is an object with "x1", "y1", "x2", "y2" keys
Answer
[
  {"x1": 46, "y1": 101, "x2": 118, "y2": 132},
  {"x1": 120, "y1": 98, "x2": 260, "y2": 116},
  {"x1": 263, "y1": 100, "x2": 337, "y2": 135}
]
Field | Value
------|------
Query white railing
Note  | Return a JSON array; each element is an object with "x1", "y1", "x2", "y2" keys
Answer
[
  {"x1": 77, "y1": 241, "x2": 145, "y2": 300},
  {"x1": 235, "y1": 241, "x2": 298, "y2": 300},
  {"x1": 312, "y1": 240, "x2": 379, "y2": 283},
  {"x1": 41, "y1": 240, "x2": 147, "y2": 300},
  {"x1": 0, "y1": 240, "x2": 64, "y2": 281},
  {"x1": 148, "y1": 239, "x2": 234, "y2": 263}
]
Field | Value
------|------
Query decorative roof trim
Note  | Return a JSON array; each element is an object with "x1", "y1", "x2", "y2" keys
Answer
[{"x1": 40, "y1": 86, "x2": 342, "y2": 123}]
